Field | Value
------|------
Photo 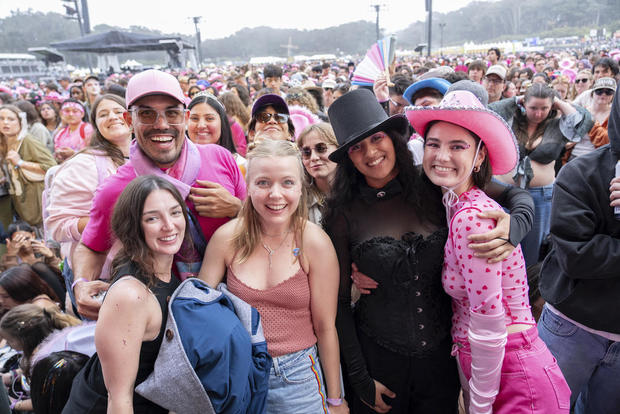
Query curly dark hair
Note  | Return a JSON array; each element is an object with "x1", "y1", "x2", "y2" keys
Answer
[{"x1": 322, "y1": 129, "x2": 444, "y2": 230}]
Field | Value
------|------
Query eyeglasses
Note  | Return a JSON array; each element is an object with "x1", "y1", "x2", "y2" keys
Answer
[
  {"x1": 256, "y1": 112, "x2": 289, "y2": 124},
  {"x1": 594, "y1": 89, "x2": 615, "y2": 96},
  {"x1": 484, "y1": 76, "x2": 504, "y2": 85},
  {"x1": 301, "y1": 142, "x2": 330, "y2": 159},
  {"x1": 575, "y1": 78, "x2": 590, "y2": 84},
  {"x1": 132, "y1": 107, "x2": 186, "y2": 125}
]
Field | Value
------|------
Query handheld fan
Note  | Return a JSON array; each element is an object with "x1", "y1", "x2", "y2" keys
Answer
[{"x1": 352, "y1": 36, "x2": 397, "y2": 87}]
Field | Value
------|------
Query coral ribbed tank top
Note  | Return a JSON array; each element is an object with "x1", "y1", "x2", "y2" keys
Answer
[{"x1": 226, "y1": 266, "x2": 317, "y2": 357}]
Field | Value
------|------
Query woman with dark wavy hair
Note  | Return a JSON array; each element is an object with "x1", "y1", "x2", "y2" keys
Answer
[
  {"x1": 64, "y1": 175, "x2": 187, "y2": 413},
  {"x1": 323, "y1": 89, "x2": 534, "y2": 414}
]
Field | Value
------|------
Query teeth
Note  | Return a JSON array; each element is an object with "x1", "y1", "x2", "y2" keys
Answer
[
  {"x1": 435, "y1": 166, "x2": 453, "y2": 172},
  {"x1": 160, "y1": 235, "x2": 176, "y2": 241},
  {"x1": 368, "y1": 157, "x2": 383, "y2": 166},
  {"x1": 267, "y1": 204, "x2": 286, "y2": 211},
  {"x1": 151, "y1": 136, "x2": 172, "y2": 142}
]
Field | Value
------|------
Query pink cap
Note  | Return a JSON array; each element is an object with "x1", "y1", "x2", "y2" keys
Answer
[{"x1": 125, "y1": 69, "x2": 185, "y2": 108}]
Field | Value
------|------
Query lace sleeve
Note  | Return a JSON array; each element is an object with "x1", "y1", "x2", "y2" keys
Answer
[{"x1": 324, "y1": 211, "x2": 376, "y2": 405}]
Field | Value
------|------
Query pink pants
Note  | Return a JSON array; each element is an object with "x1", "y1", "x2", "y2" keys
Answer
[{"x1": 455, "y1": 326, "x2": 570, "y2": 413}]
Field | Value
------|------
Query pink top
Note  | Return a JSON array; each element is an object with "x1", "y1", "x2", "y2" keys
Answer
[
  {"x1": 226, "y1": 266, "x2": 317, "y2": 357},
  {"x1": 45, "y1": 152, "x2": 117, "y2": 268},
  {"x1": 229, "y1": 119, "x2": 247, "y2": 157},
  {"x1": 81, "y1": 143, "x2": 246, "y2": 254},
  {"x1": 443, "y1": 187, "x2": 534, "y2": 413},
  {"x1": 53, "y1": 122, "x2": 93, "y2": 152}
]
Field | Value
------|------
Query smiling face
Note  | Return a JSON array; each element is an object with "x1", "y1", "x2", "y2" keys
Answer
[
  {"x1": 423, "y1": 121, "x2": 486, "y2": 195},
  {"x1": 299, "y1": 130, "x2": 337, "y2": 182},
  {"x1": 187, "y1": 102, "x2": 222, "y2": 145},
  {"x1": 248, "y1": 156, "x2": 302, "y2": 227},
  {"x1": 0, "y1": 109, "x2": 21, "y2": 138},
  {"x1": 253, "y1": 106, "x2": 290, "y2": 141},
  {"x1": 347, "y1": 131, "x2": 398, "y2": 189},
  {"x1": 524, "y1": 96, "x2": 553, "y2": 125},
  {"x1": 95, "y1": 99, "x2": 130, "y2": 146},
  {"x1": 125, "y1": 94, "x2": 186, "y2": 168},
  {"x1": 141, "y1": 189, "x2": 186, "y2": 259}
]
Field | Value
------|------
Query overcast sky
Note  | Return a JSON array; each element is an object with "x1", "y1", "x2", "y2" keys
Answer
[{"x1": 3, "y1": 0, "x2": 486, "y2": 39}]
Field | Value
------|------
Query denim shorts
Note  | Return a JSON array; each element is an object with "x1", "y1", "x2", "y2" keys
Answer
[
  {"x1": 456, "y1": 326, "x2": 570, "y2": 413},
  {"x1": 266, "y1": 345, "x2": 329, "y2": 414}
]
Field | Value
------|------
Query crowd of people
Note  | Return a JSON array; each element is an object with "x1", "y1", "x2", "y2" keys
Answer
[{"x1": 0, "y1": 44, "x2": 618, "y2": 413}]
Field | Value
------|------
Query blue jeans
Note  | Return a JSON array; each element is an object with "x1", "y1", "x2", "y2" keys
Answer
[
  {"x1": 266, "y1": 345, "x2": 329, "y2": 414},
  {"x1": 521, "y1": 184, "x2": 553, "y2": 266},
  {"x1": 538, "y1": 305, "x2": 620, "y2": 414}
]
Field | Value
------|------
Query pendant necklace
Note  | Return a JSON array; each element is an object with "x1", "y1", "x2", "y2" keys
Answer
[{"x1": 262, "y1": 229, "x2": 291, "y2": 269}]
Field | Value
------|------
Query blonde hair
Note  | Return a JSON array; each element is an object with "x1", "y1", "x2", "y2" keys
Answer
[
  {"x1": 296, "y1": 123, "x2": 337, "y2": 206},
  {"x1": 232, "y1": 139, "x2": 309, "y2": 263}
]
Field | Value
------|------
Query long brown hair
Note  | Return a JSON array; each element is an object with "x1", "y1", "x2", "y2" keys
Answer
[
  {"x1": 110, "y1": 175, "x2": 191, "y2": 287},
  {"x1": 232, "y1": 139, "x2": 308, "y2": 263},
  {"x1": 84, "y1": 94, "x2": 128, "y2": 167},
  {"x1": 0, "y1": 105, "x2": 23, "y2": 159}
]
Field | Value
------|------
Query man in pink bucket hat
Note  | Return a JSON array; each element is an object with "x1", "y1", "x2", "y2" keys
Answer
[{"x1": 71, "y1": 69, "x2": 246, "y2": 319}]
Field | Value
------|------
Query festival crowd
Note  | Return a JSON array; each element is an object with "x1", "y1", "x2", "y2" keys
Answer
[{"x1": 0, "y1": 45, "x2": 618, "y2": 414}]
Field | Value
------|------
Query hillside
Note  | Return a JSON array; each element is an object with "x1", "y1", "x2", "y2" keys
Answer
[{"x1": 1, "y1": 0, "x2": 618, "y2": 66}]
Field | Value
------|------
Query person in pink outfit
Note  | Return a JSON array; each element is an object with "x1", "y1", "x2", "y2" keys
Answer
[
  {"x1": 407, "y1": 90, "x2": 570, "y2": 414},
  {"x1": 53, "y1": 99, "x2": 93, "y2": 163}
]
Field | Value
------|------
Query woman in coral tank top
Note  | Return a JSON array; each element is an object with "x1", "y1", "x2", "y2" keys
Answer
[{"x1": 199, "y1": 139, "x2": 348, "y2": 414}]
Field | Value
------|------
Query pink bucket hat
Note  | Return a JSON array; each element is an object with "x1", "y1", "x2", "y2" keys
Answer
[
  {"x1": 406, "y1": 90, "x2": 518, "y2": 175},
  {"x1": 126, "y1": 69, "x2": 185, "y2": 108}
]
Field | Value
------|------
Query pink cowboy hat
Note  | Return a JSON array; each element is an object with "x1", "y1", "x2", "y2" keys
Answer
[{"x1": 405, "y1": 90, "x2": 518, "y2": 175}]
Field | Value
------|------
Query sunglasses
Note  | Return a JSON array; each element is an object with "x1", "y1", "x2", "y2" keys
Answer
[
  {"x1": 575, "y1": 78, "x2": 590, "y2": 84},
  {"x1": 256, "y1": 112, "x2": 289, "y2": 124},
  {"x1": 132, "y1": 107, "x2": 186, "y2": 125},
  {"x1": 594, "y1": 89, "x2": 614, "y2": 96},
  {"x1": 301, "y1": 142, "x2": 330, "y2": 159}
]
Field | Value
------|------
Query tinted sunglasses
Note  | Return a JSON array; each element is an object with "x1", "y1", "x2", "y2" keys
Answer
[
  {"x1": 575, "y1": 78, "x2": 590, "y2": 84},
  {"x1": 594, "y1": 89, "x2": 614, "y2": 96},
  {"x1": 256, "y1": 112, "x2": 289, "y2": 124},
  {"x1": 301, "y1": 142, "x2": 329, "y2": 159}
]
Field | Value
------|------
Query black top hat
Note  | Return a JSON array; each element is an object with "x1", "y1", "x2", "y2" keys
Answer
[{"x1": 327, "y1": 88, "x2": 409, "y2": 163}]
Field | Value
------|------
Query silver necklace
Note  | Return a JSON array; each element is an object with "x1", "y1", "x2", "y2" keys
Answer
[{"x1": 262, "y1": 230, "x2": 290, "y2": 269}]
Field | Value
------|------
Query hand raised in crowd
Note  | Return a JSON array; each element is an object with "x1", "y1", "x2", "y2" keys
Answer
[
  {"x1": 363, "y1": 379, "x2": 395, "y2": 413},
  {"x1": 5, "y1": 235, "x2": 29, "y2": 256},
  {"x1": 468, "y1": 209, "x2": 516, "y2": 263},
  {"x1": 30, "y1": 239, "x2": 54, "y2": 259},
  {"x1": 73, "y1": 279, "x2": 110, "y2": 320},
  {"x1": 189, "y1": 179, "x2": 242, "y2": 218},
  {"x1": 373, "y1": 73, "x2": 390, "y2": 103}
]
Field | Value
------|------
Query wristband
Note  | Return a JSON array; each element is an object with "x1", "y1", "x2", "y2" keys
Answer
[
  {"x1": 71, "y1": 277, "x2": 88, "y2": 291},
  {"x1": 326, "y1": 398, "x2": 343, "y2": 406},
  {"x1": 14, "y1": 159, "x2": 24, "y2": 169}
]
